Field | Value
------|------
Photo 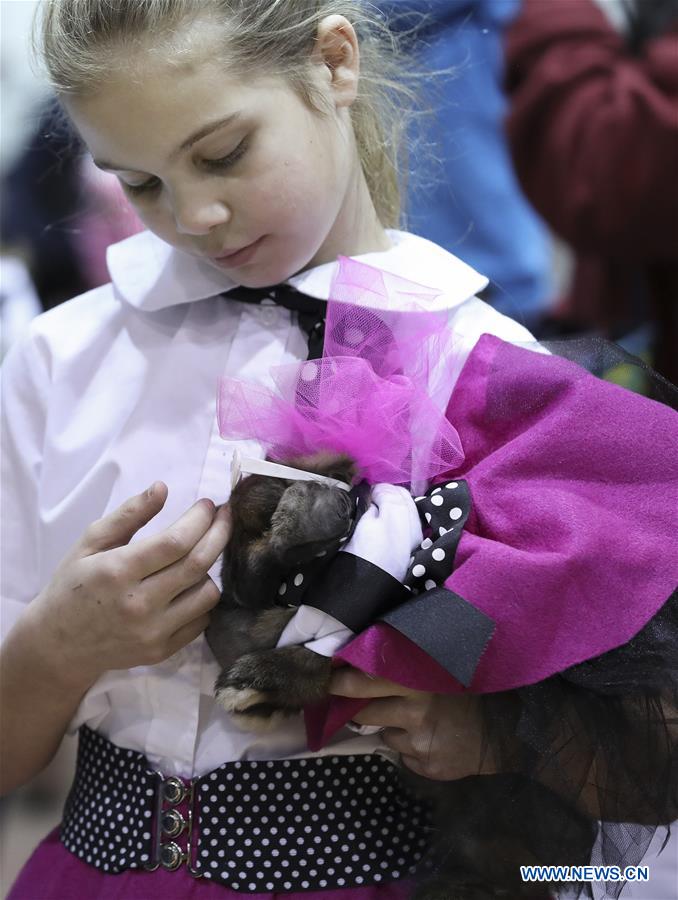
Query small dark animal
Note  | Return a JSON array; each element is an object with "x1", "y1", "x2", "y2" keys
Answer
[
  {"x1": 205, "y1": 452, "x2": 596, "y2": 900},
  {"x1": 206, "y1": 452, "x2": 356, "y2": 729}
]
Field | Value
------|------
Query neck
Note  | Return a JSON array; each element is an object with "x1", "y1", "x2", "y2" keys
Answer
[{"x1": 307, "y1": 160, "x2": 393, "y2": 270}]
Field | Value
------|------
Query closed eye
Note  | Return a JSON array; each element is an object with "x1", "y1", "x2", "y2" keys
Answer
[
  {"x1": 123, "y1": 176, "x2": 160, "y2": 196},
  {"x1": 121, "y1": 138, "x2": 249, "y2": 197},
  {"x1": 203, "y1": 137, "x2": 249, "y2": 172}
]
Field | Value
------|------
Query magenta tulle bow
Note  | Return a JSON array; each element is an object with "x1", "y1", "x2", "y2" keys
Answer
[{"x1": 217, "y1": 257, "x2": 465, "y2": 485}]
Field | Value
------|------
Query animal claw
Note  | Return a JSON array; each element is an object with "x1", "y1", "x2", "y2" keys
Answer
[{"x1": 215, "y1": 684, "x2": 300, "y2": 732}]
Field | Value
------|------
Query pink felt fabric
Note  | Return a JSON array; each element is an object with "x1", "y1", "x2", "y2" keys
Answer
[{"x1": 307, "y1": 335, "x2": 678, "y2": 747}]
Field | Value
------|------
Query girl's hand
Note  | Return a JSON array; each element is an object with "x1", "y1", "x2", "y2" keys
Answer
[
  {"x1": 28, "y1": 482, "x2": 231, "y2": 686},
  {"x1": 329, "y1": 669, "x2": 496, "y2": 781}
]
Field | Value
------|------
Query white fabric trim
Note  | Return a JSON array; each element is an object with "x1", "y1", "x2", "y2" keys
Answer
[{"x1": 108, "y1": 229, "x2": 489, "y2": 313}]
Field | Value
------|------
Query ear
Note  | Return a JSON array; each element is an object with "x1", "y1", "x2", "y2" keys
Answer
[{"x1": 313, "y1": 14, "x2": 360, "y2": 109}]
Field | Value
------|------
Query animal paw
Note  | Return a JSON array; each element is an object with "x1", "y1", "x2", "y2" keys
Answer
[
  {"x1": 214, "y1": 650, "x2": 301, "y2": 730},
  {"x1": 214, "y1": 684, "x2": 292, "y2": 732},
  {"x1": 214, "y1": 647, "x2": 331, "y2": 730}
]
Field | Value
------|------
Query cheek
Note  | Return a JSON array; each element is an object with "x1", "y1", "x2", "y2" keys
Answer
[
  {"x1": 253, "y1": 127, "x2": 339, "y2": 216},
  {"x1": 133, "y1": 203, "x2": 175, "y2": 238},
  {"x1": 239, "y1": 169, "x2": 301, "y2": 224},
  {"x1": 259, "y1": 158, "x2": 338, "y2": 224}
]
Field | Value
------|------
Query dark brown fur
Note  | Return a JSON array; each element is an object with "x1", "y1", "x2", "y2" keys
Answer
[{"x1": 205, "y1": 453, "x2": 356, "y2": 725}]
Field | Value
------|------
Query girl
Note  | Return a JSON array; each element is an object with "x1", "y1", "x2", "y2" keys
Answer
[{"x1": 1, "y1": 1, "x2": 675, "y2": 899}]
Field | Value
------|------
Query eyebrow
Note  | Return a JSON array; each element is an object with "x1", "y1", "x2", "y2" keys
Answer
[{"x1": 93, "y1": 112, "x2": 242, "y2": 172}]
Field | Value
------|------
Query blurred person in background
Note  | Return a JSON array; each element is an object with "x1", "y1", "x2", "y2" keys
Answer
[
  {"x1": 1, "y1": 97, "x2": 142, "y2": 314},
  {"x1": 377, "y1": 0, "x2": 554, "y2": 333},
  {"x1": 1, "y1": 98, "x2": 89, "y2": 311},
  {"x1": 0, "y1": 257, "x2": 42, "y2": 362},
  {"x1": 505, "y1": 0, "x2": 678, "y2": 385},
  {"x1": 506, "y1": 5, "x2": 678, "y2": 892}
]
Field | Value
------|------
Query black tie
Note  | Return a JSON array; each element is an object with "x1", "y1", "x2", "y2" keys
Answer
[{"x1": 223, "y1": 284, "x2": 327, "y2": 360}]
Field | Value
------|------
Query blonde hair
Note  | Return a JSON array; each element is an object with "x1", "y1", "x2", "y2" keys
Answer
[{"x1": 36, "y1": 0, "x2": 424, "y2": 228}]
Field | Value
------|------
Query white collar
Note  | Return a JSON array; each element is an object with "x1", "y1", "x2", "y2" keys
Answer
[{"x1": 107, "y1": 229, "x2": 488, "y2": 312}]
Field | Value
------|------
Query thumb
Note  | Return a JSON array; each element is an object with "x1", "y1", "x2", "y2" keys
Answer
[{"x1": 78, "y1": 481, "x2": 169, "y2": 555}]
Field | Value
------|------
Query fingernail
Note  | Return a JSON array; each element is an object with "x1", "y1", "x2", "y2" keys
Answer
[{"x1": 145, "y1": 482, "x2": 158, "y2": 499}]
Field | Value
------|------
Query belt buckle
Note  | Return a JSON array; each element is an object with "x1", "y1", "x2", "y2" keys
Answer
[{"x1": 145, "y1": 771, "x2": 201, "y2": 877}]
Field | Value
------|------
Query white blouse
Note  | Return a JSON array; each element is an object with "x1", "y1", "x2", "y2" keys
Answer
[{"x1": 0, "y1": 229, "x2": 535, "y2": 778}]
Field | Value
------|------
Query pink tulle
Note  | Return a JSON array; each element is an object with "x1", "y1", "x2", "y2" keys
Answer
[{"x1": 217, "y1": 257, "x2": 464, "y2": 485}]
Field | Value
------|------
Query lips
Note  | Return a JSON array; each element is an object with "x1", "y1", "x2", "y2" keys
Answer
[
  {"x1": 217, "y1": 243, "x2": 250, "y2": 259},
  {"x1": 211, "y1": 236, "x2": 264, "y2": 267}
]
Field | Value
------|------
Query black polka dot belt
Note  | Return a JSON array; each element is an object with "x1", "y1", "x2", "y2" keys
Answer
[{"x1": 61, "y1": 726, "x2": 432, "y2": 892}]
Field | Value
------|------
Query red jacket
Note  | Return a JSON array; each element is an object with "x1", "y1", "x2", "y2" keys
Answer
[{"x1": 505, "y1": 0, "x2": 678, "y2": 382}]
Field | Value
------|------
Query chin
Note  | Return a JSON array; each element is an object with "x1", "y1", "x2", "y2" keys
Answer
[{"x1": 232, "y1": 254, "x2": 317, "y2": 288}]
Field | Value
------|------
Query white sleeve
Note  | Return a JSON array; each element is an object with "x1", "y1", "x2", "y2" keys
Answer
[
  {"x1": 2, "y1": 331, "x2": 116, "y2": 734},
  {"x1": 1, "y1": 331, "x2": 50, "y2": 642}
]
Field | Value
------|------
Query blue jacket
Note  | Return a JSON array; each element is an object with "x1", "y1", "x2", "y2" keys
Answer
[{"x1": 379, "y1": 0, "x2": 551, "y2": 324}]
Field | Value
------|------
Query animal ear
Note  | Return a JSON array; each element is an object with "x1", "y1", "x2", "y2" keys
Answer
[{"x1": 285, "y1": 452, "x2": 357, "y2": 485}]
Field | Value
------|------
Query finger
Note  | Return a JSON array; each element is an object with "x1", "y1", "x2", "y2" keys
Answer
[
  {"x1": 166, "y1": 611, "x2": 212, "y2": 656},
  {"x1": 164, "y1": 576, "x2": 221, "y2": 633},
  {"x1": 79, "y1": 482, "x2": 169, "y2": 555},
  {"x1": 146, "y1": 503, "x2": 231, "y2": 594},
  {"x1": 126, "y1": 497, "x2": 220, "y2": 579},
  {"x1": 400, "y1": 754, "x2": 430, "y2": 778},
  {"x1": 379, "y1": 726, "x2": 412, "y2": 756},
  {"x1": 385, "y1": 723, "x2": 440, "y2": 766},
  {"x1": 349, "y1": 696, "x2": 419, "y2": 728},
  {"x1": 401, "y1": 751, "x2": 464, "y2": 782},
  {"x1": 329, "y1": 668, "x2": 417, "y2": 700}
]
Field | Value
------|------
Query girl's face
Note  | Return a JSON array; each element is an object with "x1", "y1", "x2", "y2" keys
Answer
[{"x1": 66, "y1": 18, "x2": 388, "y2": 286}]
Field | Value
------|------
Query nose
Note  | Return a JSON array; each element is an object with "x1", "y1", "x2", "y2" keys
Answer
[{"x1": 172, "y1": 187, "x2": 231, "y2": 235}]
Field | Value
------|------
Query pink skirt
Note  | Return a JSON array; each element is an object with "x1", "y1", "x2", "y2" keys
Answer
[{"x1": 8, "y1": 828, "x2": 413, "y2": 900}]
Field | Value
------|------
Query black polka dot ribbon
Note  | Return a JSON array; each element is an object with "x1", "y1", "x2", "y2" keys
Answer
[
  {"x1": 61, "y1": 726, "x2": 432, "y2": 891},
  {"x1": 379, "y1": 478, "x2": 495, "y2": 688},
  {"x1": 405, "y1": 479, "x2": 471, "y2": 595}
]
